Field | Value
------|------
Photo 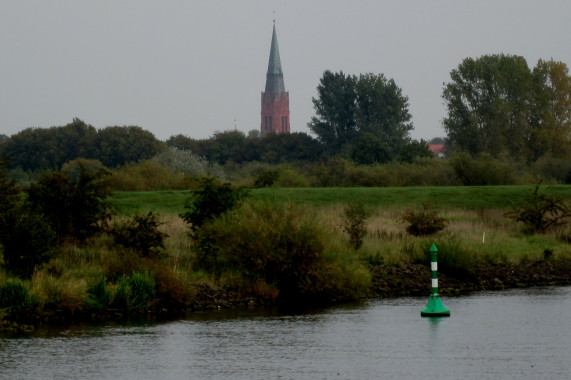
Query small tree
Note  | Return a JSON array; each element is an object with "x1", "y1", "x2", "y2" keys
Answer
[
  {"x1": 254, "y1": 169, "x2": 280, "y2": 187},
  {"x1": 401, "y1": 203, "x2": 448, "y2": 236},
  {"x1": 506, "y1": 184, "x2": 570, "y2": 234},
  {"x1": 180, "y1": 177, "x2": 247, "y2": 232},
  {"x1": 26, "y1": 163, "x2": 111, "y2": 241},
  {"x1": 111, "y1": 212, "x2": 168, "y2": 258},
  {"x1": 342, "y1": 202, "x2": 369, "y2": 249}
]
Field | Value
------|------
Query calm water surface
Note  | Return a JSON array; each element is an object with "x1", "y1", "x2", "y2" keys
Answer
[{"x1": 1, "y1": 286, "x2": 570, "y2": 379}]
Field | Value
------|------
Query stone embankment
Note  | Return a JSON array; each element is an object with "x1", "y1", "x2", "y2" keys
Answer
[{"x1": 369, "y1": 259, "x2": 571, "y2": 298}]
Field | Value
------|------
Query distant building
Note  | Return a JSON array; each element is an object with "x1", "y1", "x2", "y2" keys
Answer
[
  {"x1": 428, "y1": 137, "x2": 446, "y2": 157},
  {"x1": 261, "y1": 22, "x2": 290, "y2": 134}
]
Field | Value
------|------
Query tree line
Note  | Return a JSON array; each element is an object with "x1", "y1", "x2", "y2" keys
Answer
[{"x1": 0, "y1": 54, "x2": 569, "y2": 178}]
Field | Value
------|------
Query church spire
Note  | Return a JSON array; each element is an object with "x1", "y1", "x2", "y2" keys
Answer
[
  {"x1": 261, "y1": 22, "x2": 290, "y2": 134},
  {"x1": 264, "y1": 23, "x2": 286, "y2": 95}
]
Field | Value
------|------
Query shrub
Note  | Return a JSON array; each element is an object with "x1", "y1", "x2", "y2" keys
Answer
[
  {"x1": 401, "y1": 203, "x2": 448, "y2": 236},
  {"x1": 253, "y1": 169, "x2": 280, "y2": 187},
  {"x1": 110, "y1": 212, "x2": 168, "y2": 258},
  {"x1": 276, "y1": 166, "x2": 308, "y2": 187},
  {"x1": 193, "y1": 201, "x2": 370, "y2": 302},
  {"x1": 180, "y1": 176, "x2": 248, "y2": 232},
  {"x1": 115, "y1": 271, "x2": 157, "y2": 310},
  {"x1": 450, "y1": 152, "x2": 516, "y2": 185},
  {"x1": 506, "y1": 184, "x2": 570, "y2": 234},
  {"x1": 342, "y1": 202, "x2": 369, "y2": 249}
]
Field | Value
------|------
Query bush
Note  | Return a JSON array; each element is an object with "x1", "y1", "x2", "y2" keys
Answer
[
  {"x1": 180, "y1": 176, "x2": 248, "y2": 232},
  {"x1": 193, "y1": 201, "x2": 370, "y2": 302},
  {"x1": 506, "y1": 184, "x2": 570, "y2": 234},
  {"x1": 342, "y1": 202, "x2": 369, "y2": 249},
  {"x1": 110, "y1": 212, "x2": 168, "y2": 258},
  {"x1": 253, "y1": 169, "x2": 280, "y2": 187},
  {"x1": 115, "y1": 271, "x2": 157, "y2": 310},
  {"x1": 401, "y1": 204, "x2": 448, "y2": 236},
  {"x1": 450, "y1": 152, "x2": 516, "y2": 185}
]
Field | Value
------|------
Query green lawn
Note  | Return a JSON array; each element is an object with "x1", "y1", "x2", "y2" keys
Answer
[{"x1": 109, "y1": 185, "x2": 571, "y2": 216}]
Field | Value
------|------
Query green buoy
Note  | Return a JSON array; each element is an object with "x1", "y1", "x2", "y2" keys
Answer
[{"x1": 421, "y1": 243, "x2": 450, "y2": 317}]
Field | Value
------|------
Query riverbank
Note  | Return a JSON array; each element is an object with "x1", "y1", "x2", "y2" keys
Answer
[
  {"x1": 369, "y1": 258, "x2": 571, "y2": 298},
  {"x1": 3, "y1": 259, "x2": 570, "y2": 333}
]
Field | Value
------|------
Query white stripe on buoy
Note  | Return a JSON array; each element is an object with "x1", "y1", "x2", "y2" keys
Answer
[
  {"x1": 431, "y1": 262, "x2": 438, "y2": 271},
  {"x1": 432, "y1": 279, "x2": 438, "y2": 288}
]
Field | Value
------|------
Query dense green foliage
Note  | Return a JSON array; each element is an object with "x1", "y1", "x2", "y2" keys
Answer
[
  {"x1": 443, "y1": 55, "x2": 571, "y2": 161},
  {"x1": 180, "y1": 177, "x2": 248, "y2": 232},
  {"x1": 111, "y1": 212, "x2": 168, "y2": 258},
  {"x1": 167, "y1": 130, "x2": 324, "y2": 165},
  {"x1": 1, "y1": 161, "x2": 114, "y2": 278},
  {"x1": 1, "y1": 160, "x2": 56, "y2": 277},
  {"x1": 114, "y1": 271, "x2": 157, "y2": 310},
  {"x1": 193, "y1": 201, "x2": 370, "y2": 302},
  {"x1": 26, "y1": 163, "x2": 112, "y2": 241},
  {"x1": 308, "y1": 71, "x2": 421, "y2": 162},
  {"x1": 0, "y1": 119, "x2": 166, "y2": 171}
]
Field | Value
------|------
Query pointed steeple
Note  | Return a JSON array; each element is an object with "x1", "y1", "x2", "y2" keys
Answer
[
  {"x1": 265, "y1": 23, "x2": 286, "y2": 95},
  {"x1": 261, "y1": 21, "x2": 290, "y2": 134}
]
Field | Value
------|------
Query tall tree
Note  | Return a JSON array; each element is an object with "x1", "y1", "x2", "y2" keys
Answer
[
  {"x1": 308, "y1": 71, "x2": 357, "y2": 155},
  {"x1": 0, "y1": 119, "x2": 98, "y2": 171},
  {"x1": 355, "y1": 73, "x2": 413, "y2": 155},
  {"x1": 529, "y1": 59, "x2": 571, "y2": 160},
  {"x1": 443, "y1": 54, "x2": 541, "y2": 159},
  {"x1": 97, "y1": 126, "x2": 166, "y2": 167},
  {"x1": 308, "y1": 70, "x2": 413, "y2": 160}
]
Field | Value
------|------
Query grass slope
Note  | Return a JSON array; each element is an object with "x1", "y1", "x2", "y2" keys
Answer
[{"x1": 110, "y1": 185, "x2": 571, "y2": 216}]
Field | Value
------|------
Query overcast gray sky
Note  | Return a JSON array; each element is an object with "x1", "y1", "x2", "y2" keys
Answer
[{"x1": 2, "y1": 1, "x2": 570, "y2": 142}]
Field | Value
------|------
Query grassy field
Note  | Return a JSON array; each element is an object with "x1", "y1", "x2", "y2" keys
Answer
[
  {"x1": 110, "y1": 184, "x2": 571, "y2": 266},
  {"x1": 2, "y1": 184, "x2": 569, "y2": 327},
  {"x1": 110, "y1": 185, "x2": 571, "y2": 216}
]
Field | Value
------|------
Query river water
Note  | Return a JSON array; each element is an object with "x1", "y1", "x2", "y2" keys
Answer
[{"x1": 1, "y1": 286, "x2": 570, "y2": 379}]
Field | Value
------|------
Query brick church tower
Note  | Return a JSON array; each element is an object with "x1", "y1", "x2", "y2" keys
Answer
[{"x1": 261, "y1": 22, "x2": 290, "y2": 134}]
